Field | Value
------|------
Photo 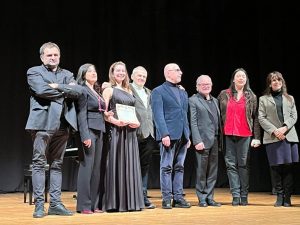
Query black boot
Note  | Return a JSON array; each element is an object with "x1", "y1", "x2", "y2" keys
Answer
[
  {"x1": 283, "y1": 195, "x2": 291, "y2": 207},
  {"x1": 282, "y1": 165, "x2": 293, "y2": 207},
  {"x1": 274, "y1": 194, "x2": 283, "y2": 207},
  {"x1": 232, "y1": 197, "x2": 240, "y2": 206},
  {"x1": 240, "y1": 197, "x2": 248, "y2": 206},
  {"x1": 271, "y1": 166, "x2": 284, "y2": 207}
]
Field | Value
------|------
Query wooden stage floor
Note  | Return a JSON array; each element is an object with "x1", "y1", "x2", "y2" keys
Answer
[{"x1": 0, "y1": 188, "x2": 300, "y2": 225}]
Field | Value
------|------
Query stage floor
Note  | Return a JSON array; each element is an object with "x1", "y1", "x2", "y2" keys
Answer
[{"x1": 0, "y1": 188, "x2": 300, "y2": 225}]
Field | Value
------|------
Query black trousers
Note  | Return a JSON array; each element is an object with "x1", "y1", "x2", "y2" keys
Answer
[
  {"x1": 76, "y1": 130, "x2": 104, "y2": 212},
  {"x1": 138, "y1": 135, "x2": 158, "y2": 194},
  {"x1": 30, "y1": 127, "x2": 70, "y2": 206}
]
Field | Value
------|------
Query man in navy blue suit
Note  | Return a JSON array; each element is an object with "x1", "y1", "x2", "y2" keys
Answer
[{"x1": 151, "y1": 63, "x2": 191, "y2": 209}]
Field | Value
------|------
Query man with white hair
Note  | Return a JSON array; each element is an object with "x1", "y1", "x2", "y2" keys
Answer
[
  {"x1": 189, "y1": 75, "x2": 222, "y2": 207},
  {"x1": 130, "y1": 66, "x2": 157, "y2": 209}
]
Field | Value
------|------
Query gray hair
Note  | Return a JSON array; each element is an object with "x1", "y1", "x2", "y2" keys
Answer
[
  {"x1": 132, "y1": 66, "x2": 147, "y2": 76},
  {"x1": 39, "y1": 42, "x2": 60, "y2": 55}
]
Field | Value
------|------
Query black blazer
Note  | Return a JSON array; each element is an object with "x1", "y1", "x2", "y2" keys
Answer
[
  {"x1": 189, "y1": 93, "x2": 221, "y2": 149},
  {"x1": 25, "y1": 65, "x2": 82, "y2": 131},
  {"x1": 77, "y1": 85, "x2": 106, "y2": 142}
]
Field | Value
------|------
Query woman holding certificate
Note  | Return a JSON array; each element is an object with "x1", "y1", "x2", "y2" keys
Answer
[{"x1": 102, "y1": 61, "x2": 144, "y2": 212}]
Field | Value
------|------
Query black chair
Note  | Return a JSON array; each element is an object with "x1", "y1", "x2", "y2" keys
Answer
[
  {"x1": 64, "y1": 147, "x2": 79, "y2": 158},
  {"x1": 23, "y1": 164, "x2": 50, "y2": 205}
]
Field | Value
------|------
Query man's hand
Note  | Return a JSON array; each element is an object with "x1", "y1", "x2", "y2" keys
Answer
[
  {"x1": 49, "y1": 83, "x2": 58, "y2": 89},
  {"x1": 83, "y1": 139, "x2": 92, "y2": 148},
  {"x1": 195, "y1": 142, "x2": 205, "y2": 151},
  {"x1": 162, "y1": 136, "x2": 171, "y2": 147},
  {"x1": 187, "y1": 139, "x2": 191, "y2": 148}
]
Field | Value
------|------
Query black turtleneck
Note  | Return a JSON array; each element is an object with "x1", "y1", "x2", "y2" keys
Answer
[
  {"x1": 165, "y1": 81, "x2": 177, "y2": 87},
  {"x1": 271, "y1": 89, "x2": 284, "y2": 124}
]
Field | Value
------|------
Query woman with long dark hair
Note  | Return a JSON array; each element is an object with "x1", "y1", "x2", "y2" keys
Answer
[
  {"x1": 218, "y1": 68, "x2": 261, "y2": 206},
  {"x1": 76, "y1": 63, "x2": 108, "y2": 214},
  {"x1": 258, "y1": 71, "x2": 299, "y2": 207}
]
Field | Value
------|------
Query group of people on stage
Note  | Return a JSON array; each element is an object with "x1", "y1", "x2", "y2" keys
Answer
[{"x1": 25, "y1": 42, "x2": 299, "y2": 218}]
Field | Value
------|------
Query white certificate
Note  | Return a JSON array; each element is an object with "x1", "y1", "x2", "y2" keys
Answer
[{"x1": 116, "y1": 103, "x2": 139, "y2": 123}]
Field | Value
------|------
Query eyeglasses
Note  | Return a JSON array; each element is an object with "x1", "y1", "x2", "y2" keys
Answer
[
  {"x1": 197, "y1": 83, "x2": 212, "y2": 87},
  {"x1": 168, "y1": 69, "x2": 181, "y2": 72}
]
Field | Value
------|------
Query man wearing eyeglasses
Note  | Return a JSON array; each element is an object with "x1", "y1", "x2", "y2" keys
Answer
[
  {"x1": 189, "y1": 75, "x2": 222, "y2": 207},
  {"x1": 151, "y1": 63, "x2": 191, "y2": 209}
]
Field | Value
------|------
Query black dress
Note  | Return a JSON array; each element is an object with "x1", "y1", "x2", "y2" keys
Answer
[{"x1": 102, "y1": 88, "x2": 144, "y2": 212}]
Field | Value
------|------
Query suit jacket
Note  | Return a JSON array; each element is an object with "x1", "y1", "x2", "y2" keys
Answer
[
  {"x1": 25, "y1": 65, "x2": 82, "y2": 131},
  {"x1": 189, "y1": 93, "x2": 221, "y2": 149},
  {"x1": 77, "y1": 85, "x2": 106, "y2": 142},
  {"x1": 258, "y1": 94, "x2": 299, "y2": 144},
  {"x1": 151, "y1": 82, "x2": 190, "y2": 141},
  {"x1": 129, "y1": 83, "x2": 154, "y2": 139}
]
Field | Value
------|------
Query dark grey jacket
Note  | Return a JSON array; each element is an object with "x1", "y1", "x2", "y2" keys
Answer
[
  {"x1": 130, "y1": 83, "x2": 154, "y2": 139},
  {"x1": 189, "y1": 93, "x2": 221, "y2": 149},
  {"x1": 25, "y1": 65, "x2": 82, "y2": 131}
]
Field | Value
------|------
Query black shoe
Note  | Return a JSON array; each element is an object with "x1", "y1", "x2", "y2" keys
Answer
[
  {"x1": 207, "y1": 200, "x2": 221, "y2": 207},
  {"x1": 33, "y1": 204, "x2": 46, "y2": 218},
  {"x1": 172, "y1": 198, "x2": 191, "y2": 208},
  {"x1": 232, "y1": 197, "x2": 240, "y2": 206},
  {"x1": 283, "y1": 196, "x2": 291, "y2": 207},
  {"x1": 198, "y1": 200, "x2": 208, "y2": 207},
  {"x1": 48, "y1": 203, "x2": 73, "y2": 216},
  {"x1": 162, "y1": 199, "x2": 172, "y2": 209},
  {"x1": 240, "y1": 197, "x2": 248, "y2": 206},
  {"x1": 144, "y1": 197, "x2": 156, "y2": 209},
  {"x1": 274, "y1": 194, "x2": 283, "y2": 207}
]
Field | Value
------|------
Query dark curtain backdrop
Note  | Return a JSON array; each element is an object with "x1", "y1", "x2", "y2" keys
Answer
[{"x1": 1, "y1": 0, "x2": 300, "y2": 193}]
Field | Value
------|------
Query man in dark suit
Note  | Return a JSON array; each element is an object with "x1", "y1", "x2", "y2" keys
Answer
[
  {"x1": 151, "y1": 63, "x2": 191, "y2": 209},
  {"x1": 130, "y1": 66, "x2": 157, "y2": 209},
  {"x1": 25, "y1": 42, "x2": 82, "y2": 218},
  {"x1": 189, "y1": 75, "x2": 222, "y2": 207}
]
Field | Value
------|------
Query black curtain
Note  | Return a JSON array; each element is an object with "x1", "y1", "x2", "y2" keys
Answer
[{"x1": 1, "y1": 0, "x2": 300, "y2": 193}]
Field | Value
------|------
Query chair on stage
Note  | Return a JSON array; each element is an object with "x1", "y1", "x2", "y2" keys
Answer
[
  {"x1": 23, "y1": 145, "x2": 79, "y2": 205},
  {"x1": 23, "y1": 132, "x2": 80, "y2": 204},
  {"x1": 23, "y1": 164, "x2": 50, "y2": 205}
]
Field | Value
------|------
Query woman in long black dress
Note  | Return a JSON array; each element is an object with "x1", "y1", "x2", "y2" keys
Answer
[{"x1": 102, "y1": 61, "x2": 144, "y2": 212}]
